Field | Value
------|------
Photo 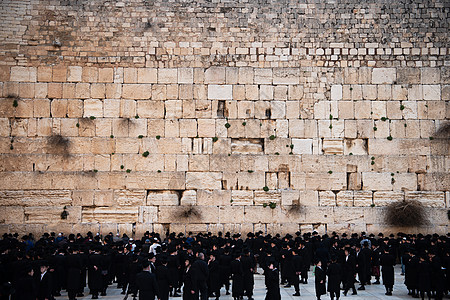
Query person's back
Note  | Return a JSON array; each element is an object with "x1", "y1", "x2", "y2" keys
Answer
[{"x1": 136, "y1": 262, "x2": 158, "y2": 300}]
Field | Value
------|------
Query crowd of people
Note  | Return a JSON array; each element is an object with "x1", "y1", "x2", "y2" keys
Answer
[{"x1": 0, "y1": 230, "x2": 449, "y2": 300}]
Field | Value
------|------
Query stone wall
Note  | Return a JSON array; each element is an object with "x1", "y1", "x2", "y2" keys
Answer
[{"x1": 0, "y1": 0, "x2": 448, "y2": 236}]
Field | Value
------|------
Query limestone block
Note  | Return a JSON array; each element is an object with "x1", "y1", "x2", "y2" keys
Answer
[
  {"x1": 330, "y1": 85, "x2": 342, "y2": 100},
  {"x1": 371, "y1": 101, "x2": 386, "y2": 119},
  {"x1": 219, "y1": 206, "x2": 244, "y2": 223},
  {"x1": 271, "y1": 101, "x2": 286, "y2": 119},
  {"x1": 362, "y1": 172, "x2": 392, "y2": 191},
  {"x1": 0, "y1": 206, "x2": 24, "y2": 224},
  {"x1": 344, "y1": 139, "x2": 368, "y2": 155},
  {"x1": 254, "y1": 190, "x2": 281, "y2": 205},
  {"x1": 210, "y1": 155, "x2": 240, "y2": 172},
  {"x1": 291, "y1": 138, "x2": 312, "y2": 154},
  {"x1": 164, "y1": 119, "x2": 179, "y2": 137},
  {"x1": 92, "y1": 190, "x2": 114, "y2": 206},
  {"x1": 301, "y1": 206, "x2": 333, "y2": 223},
  {"x1": 231, "y1": 190, "x2": 253, "y2": 205},
  {"x1": 122, "y1": 84, "x2": 151, "y2": 99},
  {"x1": 405, "y1": 191, "x2": 445, "y2": 208},
  {"x1": 188, "y1": 155, "x2": 209, "y2": 171},
  {"x1": 127, "y1": 172, "x2": 185, "y2": 190},
  {"x1": 373, "y1": 191, "x2": 405, "y2": 206},
  {"x1": 281, "y1": 190, "x2": 299, "y2": 206},
  {"x1": 72, "y1": 190, "x2": 94, "y2": 206},
  {"x1": 338, "y1": 101, "x2": 354, "y2": 119},
  {"x1": 35, "y1": 83, "x2": 48, "y2": 98},
  {"x1": 286, "y1": 101, "x2": 300, "y2": 119},
  {"x1": 137, "y1": 101, "x2": 164, "y2": 119},
  {"x1": 423, "y1": 85, "x2": 440, "y2": 100},
  {"x1": 146, "y1": 190, "x2": 179, "y2": 206},
  {"x1": 96, "y1": 68, "x2": 113, "y2": 83},
  {"x1": 135, "y1": 68, "x2": 157, "y2": 84},
  {"x1": 83, "y1": 99, "x2": 103, "y2": 118},
  {"x1": 104, "y1": 84, "x2": 120, "y2": 99},
  {"x1": 392, "y1": 85, "x2": 408, "y2": 100},
  {"x1": 254, "y1": 68, "x2": 272, "y2": 84},
  {"x1": 353, "y1": 191, "x2": 373, "y2": 207},
  {"x1": 10, "y1": 67, "x2": 37, "y2": 82},
  {"x1": 361, "y1": 85, "x2": 377, "y2": 100},
  {"x1": 73, "y1": 83, "x2": 89, "y2": 98},
  {"x1": 314, "y1": 101, "x2": 330, "y2": 119},
  {"x1": 186, "y1": 172, "x2": 222, "y2": 190},
  {"x1": 322, "y1": 139, "x2": 344, "y2": 155},
  {"x1": 91, "y1": 84, "x2": 106, "y2": 98},
  {"x1": 0, "y1": 190, "x2": 72, "y2": 206},
  {"x1": 82, "y1": 67, "x2": 98, "y2": 83},
  {"x1": 47, "y1": 83, "x2": 62, "y2": 98},
  {"x1": 427, "y1": 101, "x2": 446, "y2": 119},
  {"x1": 319, "y1": 191, "x2": 336, "y2": 206},
  {"x1": 123, "y1": 68, "x2": 137, "y2": 83},
  {"x1": 205, "y1": 67, "x2": 225, "y2": 84},
  {"x1": 114, "y1": 189, "x2": 145, "y2": 206},
  {"x1": 197, "y1": 119, "x2": 215, "y2": 137},
  {"x1": 150, "y1": 84, "x2": 165, "y2": 100},
  {"x1": 65, "y1": 66, "x2": 81, "y2": 82},
  {"x1": 402, "y1": 101, "x2": 418, "y2": 119},
  {"x1": 236, "y1": 172, "x2": 265, "y2": 190},
  {"x1": 336, "y1": 191, "x2": 353, "y2": 206},
  {"x1": 197, "y1": 189, "x2": 231, "y2": 206},
  {"x1": 397, "y1": 68, "x2": 420, "y2": 84},
  {"x1": 259, "y1": 85, "x2": 273, "y2": 100},
  {"x1": 408, "y1": 85, "x2": 423, "y2": 101},
  {"x1": 156, "y1": 69, "x2": 177, "y2": 84},
  {"x1": 37, "y1": 66, "x2": 52, "y2": 82},
  {"x1": 244, "y1": 85, "x2": 258, "y2": 100},
  {"x1": 207, "y1": 85, "x2": 232, "y2": 100},
  {"x1": 238, "y1": 67, "x2": 254, "y2": 84},
  {"x1": 179, "y1": 84, "x2": 193, "y2": 99},
  {"x1": 164, "y1": 100, "x2": 182, "y2": 118},
  {"x1": 273, "y1": 68, "x2": 299, "y2": 84},
  {"x1": 372, "y1": 68, "x2": 396, "y2": 84},
  {"x1": 332, "y1": 207, "x2": 365, "y2": 224},
  {"x1": 288, "y1": 85, "x2": 303, "y2": 100},
  {"x1": 305, "y1": 172, "x2": 346, "y2": 190},
  {"x1": 178, "y1": 119, "x2": 197, "y2": 137},
  {"x1": 138, "y1": 206, "x2": 158, "y2": 223},
  {"x1": 82, "y1": 207, "x2": 138, "y2": 223},
  {"x1": 225, "y1": 67, "x2": 238, "y2": 84},
  {"x1": 179, "y1": 190, "x2": 197, "y2": 205},
  {"x1": 244, "y1": 206, "x2": 280, "y2": 223},
  {"x1": 421, "y1": 67, "x2": 440, "y2": 84}
]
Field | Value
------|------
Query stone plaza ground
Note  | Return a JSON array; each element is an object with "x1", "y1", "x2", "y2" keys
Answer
[{"x1": 57, "y1": 266, "x2": 413, "y2": 300}]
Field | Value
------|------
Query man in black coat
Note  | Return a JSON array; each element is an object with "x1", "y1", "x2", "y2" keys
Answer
[
  {"x1": 380, "y1": 248, "x2": 395, "y2": 296},
  {"x1": 88, "y1": 248, "x2": 103, "y2": 299},
  {"x1": 291, "y1": 249, "x2": 303, "y2": 296},
  {"x1": 136, "y1": 261, "x2": 159, "y2": 300},
  {"x1": 37, "y1": 261, "x2": 52, "y2": 300},
  {"x1": 241, "y1": 249, "x2": 256, "y2": 300},
  {"x1": 230, "y1": 253, "x2": 244, "y2": 300},
  {"x1": 264, "y1": 263, "x2": 280, "y2": 300},
  {"x1": 191, "y1": 252, "x2": 209, "y2": 300},
  {"x1": 155, "y1": 258, "x2": 170, "y2": 300},
  {"x1": 327, "y1": 257, "x2": 342, "y2": 300},
  {"x1": 66, "y1": 248, "x2": 82, "y2": 300},
  {"x1": 342, "y1": 248, "x2": 357, "y2": 296},
  {"x1": 207, "y1": 252, "x2": 221, "y2": 300},
  {"x1": 314, "y1": 261, "x2": 326, "y2": 300}
]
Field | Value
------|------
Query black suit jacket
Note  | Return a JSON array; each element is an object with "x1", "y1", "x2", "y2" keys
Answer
[{"x1": 136, "y1": 270, "x2": 159, "y2": 300}]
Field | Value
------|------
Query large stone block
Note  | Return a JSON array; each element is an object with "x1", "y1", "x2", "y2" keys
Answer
[
  {"x1": 0, "y1": 206, "x2": 24, "y2": 224},
  {"x1": 0, "y1": 190, "x2": 72, "y2": 206},
  {"x1": 186, "y1": 172, "x2": 222, "y2": 190},
  {"x1": 82, "y1": 207, "x2": 138, "y2": 223},
  {"x1": 127, "y1": 172, "x2": 185, "y2": 190},
  {"x1": 273, "y1": 68, "x2": 299, "y2": 84},
  {"x1": 372, "y1": 68, "x2": 396, "y2": 84},
  {"x1": 208, "y1": 85, "x2": 232, "y2": 100}
]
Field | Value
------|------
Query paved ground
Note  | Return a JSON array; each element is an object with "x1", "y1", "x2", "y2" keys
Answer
[{"x1": 57, "y1": 266, "x2": 413, "y2": 300}]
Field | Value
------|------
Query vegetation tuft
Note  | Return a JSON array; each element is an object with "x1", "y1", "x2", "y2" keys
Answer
[{"x1": 385, "y1": 200, "x2": 427, "y2": 227}]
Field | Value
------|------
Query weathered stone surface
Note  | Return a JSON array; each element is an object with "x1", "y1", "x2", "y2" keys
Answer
[
  {"x1": 82, "y1": 207, "x2": 139, "y2": 223},
  {"x1": 0, "y1": 190, "x2": 72, "y2": 206}
]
